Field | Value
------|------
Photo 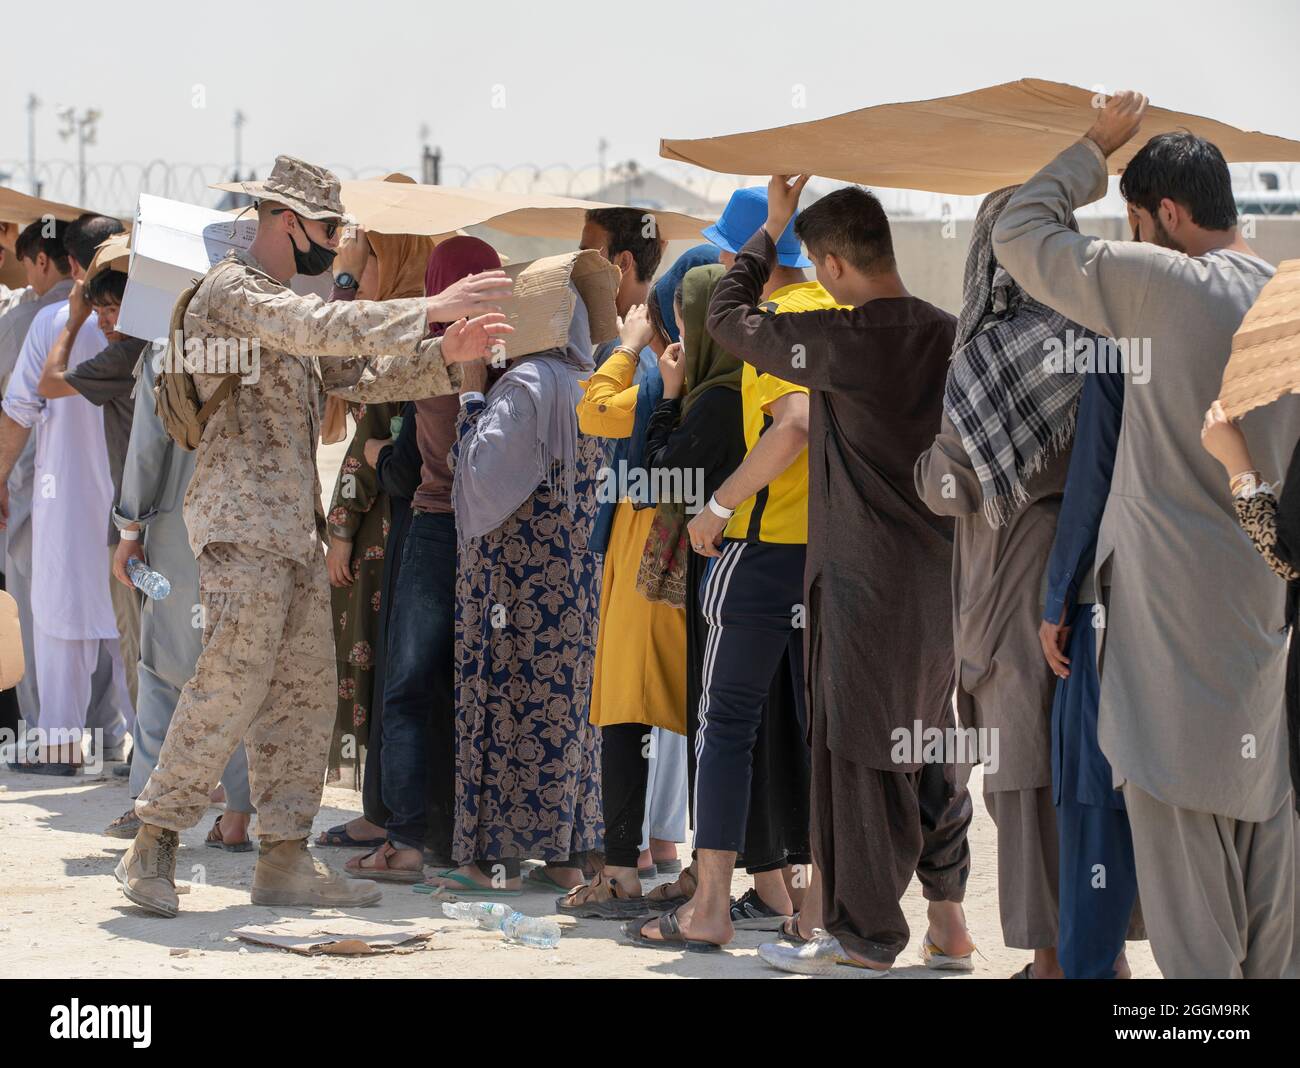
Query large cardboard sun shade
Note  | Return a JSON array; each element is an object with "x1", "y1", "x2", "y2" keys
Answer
[
  {"x1": 497, "y1": 249, "x2": 620, "y2": 360},
  {"x1": 1216, "y1": 260, "x2": 1300, "y2": 420},
  {"x1": 659, "y1": 79, "x2": 1300, "y2": 195},
  {"x1": 321, "y1": 180, "x2": 712, "y2": 240},
  {"x1": 0, "y1": 186, "x2": 86, "y2": 227}
]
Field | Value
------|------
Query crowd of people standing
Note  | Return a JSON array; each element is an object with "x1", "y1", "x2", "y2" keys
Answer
[{"x1": 0, "y1": 88, "x2": 1296, "y2": 979}]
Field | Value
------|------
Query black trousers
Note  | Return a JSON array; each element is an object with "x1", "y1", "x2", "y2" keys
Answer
[
  {"x1": 694, "y1": 541, "x2": 807, "y2": 854},
  {"x1": 601, "y1": 723, "x2": 651, "y2": 868}
]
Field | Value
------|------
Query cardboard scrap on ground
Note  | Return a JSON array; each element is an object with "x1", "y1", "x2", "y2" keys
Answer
[
  {"x1": 1217, "y1": 259, "x2": 1300, "y2": 420},
  {"x1": 659, "y1": 78, "x2": 1300, "y2": 195},
  {"x1": 231, "y1": 918, "x2": 436, "y2": 956}
]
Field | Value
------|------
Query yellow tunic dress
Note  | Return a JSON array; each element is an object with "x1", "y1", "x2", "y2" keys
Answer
[{"x1": 577, "y1": 348, "x2": 687, "y2": 734}]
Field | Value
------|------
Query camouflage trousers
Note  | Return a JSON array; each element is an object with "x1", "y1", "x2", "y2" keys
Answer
[{"x1": 135, "y1": 543, "x2": 334, "y2": 842}]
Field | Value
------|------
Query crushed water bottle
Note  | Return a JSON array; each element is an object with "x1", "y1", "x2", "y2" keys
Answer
[
  {"x1": 439, "y1": 901, "x2": 561, "y2": 948},
  {"x1": 501, "y1": 911, "x2": 561, "y2": 949},
  {"x1": 126, "y1": 557, "x2": 171, "y2": 600},
  {"x1": 441, "y1": 900, "x2": 509, "y2": 929}
]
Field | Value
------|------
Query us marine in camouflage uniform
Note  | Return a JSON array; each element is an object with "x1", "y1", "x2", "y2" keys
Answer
[{"x1": 117, "y1": 156, "x2": 512, "y2": 916}]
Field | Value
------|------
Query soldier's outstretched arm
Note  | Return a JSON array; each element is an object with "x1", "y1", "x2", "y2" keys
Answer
[{"x1": 206, "y1": 268, "x2": 432, "y2": 359}]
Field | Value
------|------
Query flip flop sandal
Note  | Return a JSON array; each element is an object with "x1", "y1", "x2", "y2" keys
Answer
[
  {"x1": 919, "y1": 934, "x2": 976, "y2": 973},
  {"x1": 1009, "y1": 963, "x2": 1034, "y2": 979},
  {"x1": 344, "y1": 844, "x2": 424, "y2": 884},
  {"x1": 104, "y1": 808, "x2": 142, "y2": 840},
  {"x1": 204, "y1": 815, "x2": 253, "y2": 853},
  {"x1": 655, "y1": 859, "x2": 683, "y2": 876},
  {"x1": 638, "y1": 865, "x2": 658, "y2": 880},
  {"x1": 556, "y1": 877, "x2": 650, "y2": 920},
  {"x1": 315, "y1": 823, "x2": 386, "y2": 849},
  {"x1": 621, "y1": 905, "x2": 722, "y2": 953},
  {"x1": 413, "y1": 870, "x2": 522, "y2": 896}
]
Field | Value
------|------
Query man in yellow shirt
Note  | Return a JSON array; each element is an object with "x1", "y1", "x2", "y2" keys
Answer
[{"x1": 626, "y1": 188, "x2": 840, "y2": 951}]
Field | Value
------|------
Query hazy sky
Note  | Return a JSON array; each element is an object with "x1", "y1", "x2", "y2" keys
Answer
[{"x1": 4, "y1": 0, "x2": 1299, "y2": 195}]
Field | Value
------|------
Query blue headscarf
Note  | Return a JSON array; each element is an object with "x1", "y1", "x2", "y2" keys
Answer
[
  {"x1": 653, "y1": 245, "x2": 721, "y2": 343},
  {"x1": 590, "y1": 245, "x2": 722, "y2": 553}
]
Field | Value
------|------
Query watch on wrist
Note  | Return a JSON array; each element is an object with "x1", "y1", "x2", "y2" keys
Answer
[{"x1": 334, "y1": 271, "x2": 359, "y2": 290}]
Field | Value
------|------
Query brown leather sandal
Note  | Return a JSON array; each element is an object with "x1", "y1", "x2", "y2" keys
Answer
[
  {"x1": 556, "y1": 876, "x2": 649, "y2": 920},
  {"x1": 646, "y1": 863, "x2": 697, "y2": 911}
]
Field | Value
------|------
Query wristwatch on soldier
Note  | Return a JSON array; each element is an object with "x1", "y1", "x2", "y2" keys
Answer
[{"x1": 333, "y1": 271, "x2": 359, "y2": 290}]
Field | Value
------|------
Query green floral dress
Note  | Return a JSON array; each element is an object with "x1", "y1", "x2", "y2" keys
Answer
[{"x1": 328, "y1": 400, "x2": 400, "y2": 763}]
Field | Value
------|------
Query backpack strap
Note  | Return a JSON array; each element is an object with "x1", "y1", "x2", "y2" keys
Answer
[{"x1": 195, "y1": 372, "x2": 242, "y2": 424}]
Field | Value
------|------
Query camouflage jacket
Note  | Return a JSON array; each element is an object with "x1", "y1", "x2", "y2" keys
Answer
[{"x1": 181, "y1": 249, "x2": 460, "y2": 565}]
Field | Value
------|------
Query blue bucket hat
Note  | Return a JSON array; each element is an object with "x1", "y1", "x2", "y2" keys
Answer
[{"x1": 702, "y1": 186, "x2": 811, "y2": 269}]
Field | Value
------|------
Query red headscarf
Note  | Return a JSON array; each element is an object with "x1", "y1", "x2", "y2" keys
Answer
[{"x1": 424, "y1": 235, "x2": 503, "y2": 337}]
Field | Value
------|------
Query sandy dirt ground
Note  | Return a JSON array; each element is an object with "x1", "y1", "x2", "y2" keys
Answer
[{"x1": 0, "y1": 760, "x2": 1163, "y2": 980}]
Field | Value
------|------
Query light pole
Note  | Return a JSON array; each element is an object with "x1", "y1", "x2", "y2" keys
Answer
[
  {"x1": 57, "y1": 106, "x2": 100, "y2": 206},
  {"x1": 233, "y1": 109, "x2": 246, "y2": 181},
  {"x1": 27, "y1": 94, "x2": 41, "y2": 196}
]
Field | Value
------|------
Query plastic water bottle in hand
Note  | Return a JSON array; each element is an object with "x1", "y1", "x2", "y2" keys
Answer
[
  {"x1": 501, "y1": 911, "x2": 561, "y2": 949},
  {"x1": 441, "y1": 900, "x2": 509, "y2": 930},
  {"x1": 126, "y1": 557, "x2": 171, "y2": 600}
]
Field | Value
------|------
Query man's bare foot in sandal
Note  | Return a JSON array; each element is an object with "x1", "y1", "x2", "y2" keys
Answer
[
  {"x1": 632, "y1": 896, "x2": 731, "y2": 948},
  {"x1": 534, "y1": 862, "x2": 585, "y2": 891},
  {"x1": 315, "y1": 816, "x2": 386, "y2": 847}
]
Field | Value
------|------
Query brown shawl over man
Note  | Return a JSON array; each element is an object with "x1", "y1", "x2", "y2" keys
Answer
[{"x1": 707, "y1": 228, "x2": 969, "y2": 966}]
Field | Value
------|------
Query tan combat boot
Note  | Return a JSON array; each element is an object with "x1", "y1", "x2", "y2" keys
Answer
[
  {"x1": 251, "y1": 839, "x2": 383, "y2": 907},
  {"x1": 115, "y1": 823, "x2": 180, "y2": 917}
]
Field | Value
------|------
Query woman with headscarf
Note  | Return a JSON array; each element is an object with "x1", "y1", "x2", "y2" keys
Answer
[
  {"x1": 914, "y1": 186, "x2": 1096, "y2": 978},
  {"x1": 344, "y1": 236, "x2": 502, "y2": 881},
  {"x1": 419, "y1": 269, "x2": 605, "y2": 895},
  {"x1": 322, "y1": 217, "x2": 433, "y2": 779}
]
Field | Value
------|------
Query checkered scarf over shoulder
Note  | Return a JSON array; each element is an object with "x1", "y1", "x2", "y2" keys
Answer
[{"x1": 944, "y1": 185, "x2": 1098, "y2": 527}]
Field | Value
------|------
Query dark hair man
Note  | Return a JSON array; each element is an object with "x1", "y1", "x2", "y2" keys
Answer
[
  {"x1": 993, "y1": 91, "x2": 1300, "y2": 978},
  {"x1": 581, "y1": 207, "x2": 665, "y2": 317}
]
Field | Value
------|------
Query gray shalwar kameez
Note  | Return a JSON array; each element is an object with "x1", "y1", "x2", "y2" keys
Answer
[
  {"x1": 994, "y1": 138, "x2": 1300, "y2": 978},
  {"x1": 916, "y1": 413, "x2": 1070, "y2": 949}
]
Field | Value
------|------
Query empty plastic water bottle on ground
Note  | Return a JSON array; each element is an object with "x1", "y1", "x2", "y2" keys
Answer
[
  {"x1": 126, "y1": 557, "x2": 171, "y2": 600},
  {"x1": 441, "y1": 900, "x2": 509, "y2": 929},
  {"x1": 502, "y1": 911, "x2": 561, "y2": 949}
]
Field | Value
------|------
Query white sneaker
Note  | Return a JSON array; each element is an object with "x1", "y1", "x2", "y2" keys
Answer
[{"x1": 758, "y1": 931, "x2": 891, "y2": 977}]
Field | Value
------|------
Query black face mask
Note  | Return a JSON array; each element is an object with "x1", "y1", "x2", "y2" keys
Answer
[{"x1": 289, "y1": 222, "x2": 336, "y2": 276}]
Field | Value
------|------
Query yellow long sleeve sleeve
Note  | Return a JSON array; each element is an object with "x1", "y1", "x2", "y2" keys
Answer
[{"x1": 577, "y1": 346, "x2": 640, "y2": 439}]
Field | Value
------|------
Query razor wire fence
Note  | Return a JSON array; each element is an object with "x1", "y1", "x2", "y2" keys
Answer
[{"x1": 3, "y1": 158, "x2": 1300, "y2": 222}]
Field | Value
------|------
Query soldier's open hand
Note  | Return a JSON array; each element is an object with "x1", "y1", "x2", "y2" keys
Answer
[
  {"x1": 442, "y1": 312, "x2": 514, "y2": 364},
  {"x1": 427, "y1": 270, "x2": 514, "y2": 323}
]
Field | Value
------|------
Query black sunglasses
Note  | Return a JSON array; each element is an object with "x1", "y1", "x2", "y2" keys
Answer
[{"x1": 270, "y1": 207, "x2": 341, "y2": 240}]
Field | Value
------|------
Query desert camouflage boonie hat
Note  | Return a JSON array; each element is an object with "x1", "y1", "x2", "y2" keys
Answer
[{"x1": 213, "y1": 155, "x2": 347, "y2": 221}]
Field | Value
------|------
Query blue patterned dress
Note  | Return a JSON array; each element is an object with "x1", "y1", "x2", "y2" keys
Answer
[{"x1": 451, "y1": 396, "x2": 604, "y2": 864}]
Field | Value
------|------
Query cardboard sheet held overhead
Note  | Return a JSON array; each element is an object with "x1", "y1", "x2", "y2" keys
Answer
[
  {"x1": 329, "y1": 180, "x2": 712, "y2": 240},
  {"x1": 660, "y1": 79, "x2": 1300, "y2": 195},
  {"x1": 0, "y1": 187, "x2": 86, "y2": 227},
  {"x1": 1217, "y1": 259, "x2": 1300, "y2": 420}
]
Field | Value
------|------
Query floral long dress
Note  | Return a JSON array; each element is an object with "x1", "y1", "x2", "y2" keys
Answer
[
  {"x1": 327, "y1": 400, "x2": 400, "y2": 762},
  {"x1": 450, "y1": 397, "x2": 605, "y2": 865}
]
